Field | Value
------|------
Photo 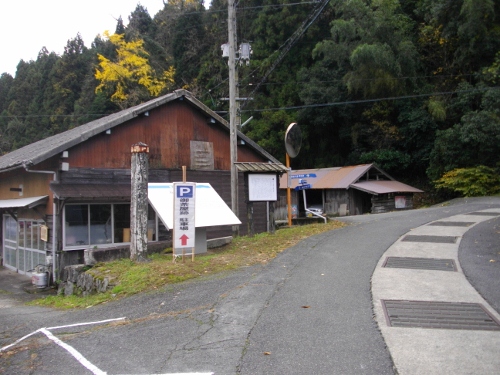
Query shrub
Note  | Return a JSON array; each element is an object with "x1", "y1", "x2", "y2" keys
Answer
[{"x1": 434, "y1": 165, "x2": 500, "y2": 197}]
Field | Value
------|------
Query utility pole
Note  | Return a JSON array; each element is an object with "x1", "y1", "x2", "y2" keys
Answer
[{"x1": 228, "y1": 0, "x2": 239, "y2": 236}]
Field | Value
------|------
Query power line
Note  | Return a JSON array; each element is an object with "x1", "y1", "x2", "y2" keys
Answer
[
  {"x1": 245, "y1": 73, "x2": 477, "y2": 87},
  {"x1": 241, "y1": 86, "x2": 500, "y2": 113},
  {"x1": 2, "y1": 86, "x2": 496, "y2": 120},
  {"x1": 243, "y1": 0, "x2": 331, "y2": 107}
]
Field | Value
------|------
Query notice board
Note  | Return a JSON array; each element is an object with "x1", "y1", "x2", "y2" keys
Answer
[{"x1": 248, "y1": 174, "x2": 277, "y2": 201}]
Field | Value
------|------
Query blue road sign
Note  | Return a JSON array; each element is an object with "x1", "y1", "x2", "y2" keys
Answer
[
  {"x1": 291, "y1": 173, "x2": 317, "y2": 179},
  {"x1": 295, "y1": 184, "x2": 312, "y2": 190}
]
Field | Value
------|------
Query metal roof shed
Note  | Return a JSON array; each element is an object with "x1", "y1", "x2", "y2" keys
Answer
[{"x1": 278, "y1": 164, "x2": 423, "y2": 217}]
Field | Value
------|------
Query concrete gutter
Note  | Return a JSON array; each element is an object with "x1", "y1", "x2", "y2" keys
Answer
[{"x1": 372, "y1": 209, "x2": 500, "y2": 374}]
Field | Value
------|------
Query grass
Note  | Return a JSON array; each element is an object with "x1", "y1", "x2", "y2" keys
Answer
[{"x1": 30, "y1": 220, "x2": 346, "y2": 309}]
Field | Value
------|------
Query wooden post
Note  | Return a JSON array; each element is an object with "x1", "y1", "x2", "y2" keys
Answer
[
  {"x1": 245, "y1": 173, "x2": 254, "y2": 237},
  {"x1": 286, "y1": 153, "x2": 292, "y2": 226},
  {"x1": 269, "y1": 201, "x2": 276, "y2": 234},
  {"x1": 130, "y1": 142, "x2": 149, "y2": 262}
]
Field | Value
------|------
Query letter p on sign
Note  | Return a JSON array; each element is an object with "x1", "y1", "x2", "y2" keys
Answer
[{"x1": 177, "y1": 185, "x2": 194, "y2": 198}]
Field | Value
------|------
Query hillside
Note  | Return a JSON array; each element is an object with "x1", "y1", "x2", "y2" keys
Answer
[{"x1": 0, "y1": 0, "x2": 499, "y2": 191}]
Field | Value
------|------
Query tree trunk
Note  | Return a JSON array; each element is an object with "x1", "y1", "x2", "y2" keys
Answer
[{"x1": 130, "y1": 143, "x2": 149, "y2": 262}]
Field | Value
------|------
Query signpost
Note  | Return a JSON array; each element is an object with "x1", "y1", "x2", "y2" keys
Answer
[
  {"x1": 285, "y1": 123, "x2": 302, "y2": 226},
  {"x1": 173, "y1": 182, "x2": 196, "y2": 261}
]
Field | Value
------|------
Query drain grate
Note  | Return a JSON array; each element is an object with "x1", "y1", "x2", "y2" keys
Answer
[
  {"x1": 428, "y1": 221, "x2": 474, "y2": 227},
  {"x1": 383, "y1": 257, "x2": 457, "y2": 271},
  {"x1": 466, "y1": 211, "x2": 500, "y2": 216},
  {"x1": 402, "y1": 235, "x2": 458, "y2": 244},
  {"x1": 382, "y1": 300, "x2": 500, "y2": 331}
]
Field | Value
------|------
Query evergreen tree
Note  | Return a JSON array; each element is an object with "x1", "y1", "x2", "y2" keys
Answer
[{"x1": 47, "y1": 34, "x2": 92, "y2": 133}]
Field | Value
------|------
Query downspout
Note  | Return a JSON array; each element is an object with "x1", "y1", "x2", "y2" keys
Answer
[{"x1": 22, "y1": 162, "x2": 58, "y2": 284}]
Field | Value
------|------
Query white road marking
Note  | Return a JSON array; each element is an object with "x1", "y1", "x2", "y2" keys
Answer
[
  {"x1": 1, "y1": 318, "x2": 214, "y2": 375},
  {"x1": 1, "y1": 317, "x2": 126, "y2": 375},
  {"x1": 0, "y1": 330, "x2": 40, "y2": 352},
  {"x1": 46, "y1": 317, "x2": 126, "y2": 331},
  {"x1": 40, "y1": 328, "x2": 106, "y2": 375}
]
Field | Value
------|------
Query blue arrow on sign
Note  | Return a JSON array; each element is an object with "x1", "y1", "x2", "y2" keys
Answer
[{"x1": 291, "y1": 173, "x2": 317, "y2": 179}]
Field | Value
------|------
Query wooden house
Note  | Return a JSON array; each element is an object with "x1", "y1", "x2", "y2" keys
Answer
[
  {"x1": 277, "y1": 164, "x2": 423, "y2": 219},
  {"x1": 0, "y1": 89, "x2": 286, "y2": 279}
]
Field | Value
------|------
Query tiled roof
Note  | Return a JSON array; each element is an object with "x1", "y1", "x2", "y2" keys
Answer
[
  {"x1": 235, "y1": 162, "x2": 289, "y2": 173},
  {"x1": 50, "y1": 183, "x2": 131, "y2": 200}
]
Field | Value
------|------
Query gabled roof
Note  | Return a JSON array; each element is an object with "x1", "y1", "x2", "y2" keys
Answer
[
  {"x1": 0, "y1": 89, "x2": 281, "y2": 173},
  {"x1": 351, "y1": 180, "x2": 423, "y2": 194},
  {"x1": 280, "y1": 164, "x2": 423, "y2": 194},
  {"x1": 281, "y1": 164, "x2": 380, "y2": 189}
]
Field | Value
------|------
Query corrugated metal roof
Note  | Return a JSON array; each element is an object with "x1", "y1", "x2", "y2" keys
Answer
[
  {"x1": 278, "y1": 164, "x2": 423, "y2": 194},
  {"x1": 235, "y1": 162, "x2": 289, "y2": 173},
  {"x1": 0, "y1": 89, "x2": 280, "y2": 173},
  {"x1": 350, "y1": 180, "x2": 424, "y2": 195},
  {"x1": 279, "y1": 165, "x2": 374, "y2": 189},
  {"x1": 0, "y1": 196, "x2": 48, "y2": 209}
]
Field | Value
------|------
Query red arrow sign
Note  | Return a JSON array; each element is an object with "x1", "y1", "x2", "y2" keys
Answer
[{"x1": 179, "y1": 234, "x2": 189, "y2": 246}]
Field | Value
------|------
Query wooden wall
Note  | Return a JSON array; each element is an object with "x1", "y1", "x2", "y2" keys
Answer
[
  {"x1": 0, "y1": 170, "x2": 53, "y2": 200},
  {"x1": 66, "y1": 100, "x2": 267, "y2": 170},
  {"x1": 325, "y1": 190, "x2": 350, "y2": 215},
  {"x1": 0, "y1": 170, "x2": 55, "y2": 215},
  {"x1": 371, "y1": 194, "x2": 414, "y2": 214}
]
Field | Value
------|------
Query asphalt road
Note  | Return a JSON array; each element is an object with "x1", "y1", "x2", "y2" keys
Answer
[
  {"x1": 458, "y1": 214, "x2": 500, "y2": 314},
  {"x1": 1, "y1": 197, "x2": 499, "y2": 375}
]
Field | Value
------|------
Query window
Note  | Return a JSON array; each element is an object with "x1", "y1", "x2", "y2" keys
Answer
[
  {"x1": 65, "y1": 205, "x2": 90, "y2": 246},
  {"x1": 63, "y1": 203, "x2": 161, "y2": 249},
  {"x1": 3, "y1": 217, "x2": 46, "y2": 274},
  {"x1": 114, "y1": 204, "x2": 130, "y2": 243},
  {"x1": 90, "y1": 204, "x2": 112, "y2": 244}
]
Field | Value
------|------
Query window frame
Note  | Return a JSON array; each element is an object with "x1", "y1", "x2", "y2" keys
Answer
[{"x1": 63, "y1": 203, "x2": 160, "y2": 250}]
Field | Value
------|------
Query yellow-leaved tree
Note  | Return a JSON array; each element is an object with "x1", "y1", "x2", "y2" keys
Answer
[{"x1": 95, "y1": 31, "x2": 175, "y2": 109}]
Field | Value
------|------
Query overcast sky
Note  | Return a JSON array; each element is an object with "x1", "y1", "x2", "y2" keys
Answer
[{"x1": 0, "y1": 1, "x2": 166, "y2": 76}]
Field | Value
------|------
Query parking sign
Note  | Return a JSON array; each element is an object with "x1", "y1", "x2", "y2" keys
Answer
[{"x1": 173, "y1": 182, "x2": 196, "y2": 249}]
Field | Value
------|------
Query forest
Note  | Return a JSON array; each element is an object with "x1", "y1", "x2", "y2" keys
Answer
[{"x1": 0, "y1": 0, "x2": 499, "y2": 198}]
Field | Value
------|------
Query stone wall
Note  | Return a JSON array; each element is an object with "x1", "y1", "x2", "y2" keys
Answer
[
  {"x1": 58, "y1": 236, "x2": 233, "y2": 296},
  {"x1": 58, "y1": 264, "x2": 111, "y2": 296}
]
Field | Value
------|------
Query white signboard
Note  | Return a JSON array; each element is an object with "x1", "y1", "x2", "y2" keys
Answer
[
  {"x1": 248, "y1": 174, "x2": 277, "y2": 201},
  {"x1": 174, "y1": 183, "x2": 196, "y2": 249},
  {"x1": 395, "y1": 196, "x2": 407, "y2": 209},
  {"x1": 148, "y1": 183, "x2": 241, "y2": 229}
]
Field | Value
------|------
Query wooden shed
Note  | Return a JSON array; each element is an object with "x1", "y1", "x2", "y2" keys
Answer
[
  {"x1": 0, "y1": 89, "x2": 286, "y2": 279},
  {"x1": 277, "y1": 164, "x2": 423, "y2": 219}
]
